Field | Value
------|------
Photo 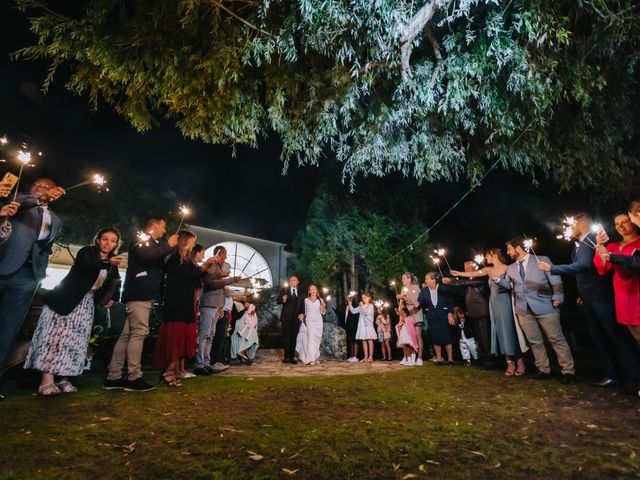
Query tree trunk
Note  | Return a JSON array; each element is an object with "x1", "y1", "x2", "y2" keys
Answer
[{"x1": 350, "y1": 253, "x2": 358, "y2": 295}]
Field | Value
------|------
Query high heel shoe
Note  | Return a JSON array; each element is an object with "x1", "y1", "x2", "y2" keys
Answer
[{"x1": 160, "y1": 370, "x2": 182, "y2": 388}]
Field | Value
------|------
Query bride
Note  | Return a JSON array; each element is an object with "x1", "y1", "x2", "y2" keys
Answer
[{"x1": 295, "y1": 285, "x2": 326, "y2": 365}]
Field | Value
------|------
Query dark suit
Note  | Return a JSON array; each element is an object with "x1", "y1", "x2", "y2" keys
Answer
[
  {"x1": 121, "y1": 238, "x2": 173, "y2": 303},
  {"x1": 0, "y1": 194, "x2": 62, "y2": 376},
  {"x1": 417, "y1": 285, "x2": 455, "y2": 346},
  {"x1": 446, "y1": 278, "x2": 491, "y2": 361},
  {"x1": 551, "y1": 233, "x2": 640, "y2": 383},
  {"x1": 609, "y1": 250, "x2": 640, "y2": 271},
  {"x1": 277, "y1": 287, "x2": 305, "y2": 361}
]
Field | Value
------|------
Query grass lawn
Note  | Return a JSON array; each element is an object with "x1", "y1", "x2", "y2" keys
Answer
[{"x1": 1, "y1": 364, "x2": 639, "y2": 479}]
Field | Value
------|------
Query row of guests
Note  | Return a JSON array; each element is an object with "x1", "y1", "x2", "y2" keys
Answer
[{"x1": 21, "y1": 216, "x2": 260, "y2": 395}]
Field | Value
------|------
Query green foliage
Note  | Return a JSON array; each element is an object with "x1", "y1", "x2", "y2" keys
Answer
[
  {"x1": 13, "y1": 0, "x2": 640, "y2": 190},
  {"x1": 294, "y1": 181, "x2": 430, "y2": 294}
]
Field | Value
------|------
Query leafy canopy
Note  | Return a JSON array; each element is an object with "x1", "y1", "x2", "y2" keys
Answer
[{"x1": 14, "y1": 0, "x2": 640, "y2": 188}]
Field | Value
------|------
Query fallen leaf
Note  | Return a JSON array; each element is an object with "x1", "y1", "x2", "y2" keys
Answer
[
  {"x1": 419, "y1": 464, "x2": 427, "y2": 472},
  {"x1": 249, "y1": 455, "x2": 264, "y2": 461},
  {"x1": 586, "y1": 424, "x2": 598, "y2": 429},
  {"x1": 393, "y1": 463, "x2": 401, "y2": 472},
  {"x1": 99, "y1": 417, "x2": 111, "y2": 421},
  {"x1": 401, "y1": 475, "x2": 418, "y2": 479},
  {"x1": 425, "y1": 460, "x2": 440, "y2": 465},
  {"x1": 282, "y1": 468, "x2": 298, "y2": 475},
  {"x1": 288, "y1": 453, "x2": 300, "y2": 460},
  {"x1": 464, "y1": 449, "x2": 487, "y2": 459},
  {"x1": 280, "y1": 447, "x2": 286, "y2": 454}
]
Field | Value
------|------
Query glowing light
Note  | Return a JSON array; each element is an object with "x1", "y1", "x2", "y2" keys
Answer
[
  {"x1": 389, "y1": 281, "x2": 396, "y2": 286},
  {"x1": 17, "y1": 150, "x2": 31, "y2": 164},
  {"x1": 92, "y1": 174, "x2": 106, "y2": 186},
  {"x1": 136, "y1": 231, "x2": 151, "y2": 246},
  {"x1": 434, "y1": 248, "x2": 446, "y2": 256},
  {"x1": 179, "y1": 205, "x2": 191, "y2": 216},
  {"x1": 383, "y1": 302, "x2": 389, "y2": 308},
  {"x1": 283, "y1": 282, "x2": 289, "y2": 288},
  {"x1": 322, "y1": 287, "x2": 329, "y2": 294},
  {"x1": 0, "y1": 136, "x2": 8, "y2": 147},
  {"x1": 253, "y1": 292, "x2": 260, "y2": 299},
  {"x1": 326, "y1": 295, "x2": 332, "y2": 301},
  {"x1": 373, "y1": 300, "x2": 385, "y2": 309},
  {"x1": 348, "y1": 291, "x2": 356, "y2": 298},
  {"x1": 591, "y1": 223, "x2": 602, "y2": 233},
  {"x1": 556, "y1": 216, "x2": 576, "y2": 242},
  {"x1": 473, "y1": 254, "x2": 484, "y2": 265},
  {"x1": 523, "y1": 239, "x2": 534, "y2": 252}
]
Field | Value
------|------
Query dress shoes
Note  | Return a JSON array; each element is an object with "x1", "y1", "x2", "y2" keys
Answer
[
  {"x1": 560, "y1": 374, "x2": 576, "y2": 385},
  {"x1": 288, "y1": 359, "x2": 298, "y2": 365},
  {"x1": 593, "y1": 378, "x2": 618, "y2": 388},
  {"x1": 528, "y1": 370, "x2": 551, "y2": 380},
  {"x1": 0, "y1": 393, "x2": 4, "y2": 401},
  {"x1": 193, "y1": 367, "x2": 212, "y2": 376}
]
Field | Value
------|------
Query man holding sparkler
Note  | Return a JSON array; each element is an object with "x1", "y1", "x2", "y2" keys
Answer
[
  {"x1": 104, "y1": 217, "x2": 178, "y2": 392},
  {"x1": 539, "y1": 213, "x2": 640, "y2": 389},
  {"x1": 497, "y1": 235, "x2": 575, "y2": 383},
  {"x1": 0, "y1": 178, "x2": 64, "y2": 398}
]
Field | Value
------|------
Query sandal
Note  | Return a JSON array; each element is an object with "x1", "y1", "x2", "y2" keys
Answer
[
  {"x1": 160, "y1": 370, "x2": 182, "y2": 388},
  {"x1": 505, "y1": 360, "x2": 516, "y2": 376},
  {"x1": 38, "y1": 383, "x2": 61, "y2": 396},
  {"x1": 176, "y1": 372, "x2": 196, "y2": 379},
  {"x1": 56, "y1": 379, "x2": 78, "y2": 393}
]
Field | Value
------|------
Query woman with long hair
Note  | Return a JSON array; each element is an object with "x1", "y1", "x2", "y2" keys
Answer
[
  {"x1": 451, "y1": 248, "x2": 527, "y2": 376},
  {"x1": 24, "y1": 228, "x2": 122, "y2": 395},
  {"x1": 296, "y1": 284, "x2": 326, "y2": 365},
  {"x1": 153, "y1": 231, "x2": 212, "y2": 386}
]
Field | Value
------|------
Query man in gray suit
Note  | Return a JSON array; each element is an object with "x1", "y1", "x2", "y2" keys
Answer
[
  {"x1": 0, "y1": 178, "x2": 65, "y2": 397},
  {"x1": 495, "y1": 235, "x2": 575, "y2": 383},
  {"x1": 194, "y1": 245, "x2": 240, "y2": 375}
]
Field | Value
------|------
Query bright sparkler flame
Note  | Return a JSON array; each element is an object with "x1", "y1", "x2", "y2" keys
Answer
[
  {"x1": 326, "y1": 295, "x2": 332, "y2": 301},
  {"x1": 373, "y1": 300, "x2": 385, "y2": 309},
  {"x1": 556, "y1": 216, "x2": 576, "y2": 242},
  {"x1": 348, "y1": 290, "x2": 356, "y2": 298},
  {"x1": 0, "y1": 136, "x2": 8, "y2": 147},
  {"x1": 434, "y1": 248, "x2": 446, "y2": 256},
  {"x1": 523, "y1": 239, "x2": 534, "y2": 252},
  {"x1": 17, "y1": 150, "x2": 31, "y2": 164},
  {"x1": 322, "y1": 287, "x2": 329, "y2": 294},
  {"x1": 136, "y1": 231, "x2": 151, "y2": 246},
  {"x1": 473, "y1": 254, "x2": 484, "y2": 265},
  {"x1": 430, "y1": 255, "x2": 441, "y2": 264},
  {"x1": 591, "y1": 223, "x2": 603, "y2": 233},
  {"x1": 179, "y1": 205, "x2": 191, "y2": 216},
  {"x1": 92, "y1": 174, "x2": 106, "y2": 186}
]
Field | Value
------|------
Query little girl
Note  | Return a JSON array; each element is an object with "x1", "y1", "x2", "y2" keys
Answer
[
  {"x1": 349, "y1": 292, "x2": 376, "y2": 362},
  {"x1": 376, "y1": 312, "x2": 392, "y2": 361},
  {"x1": 395, "y1": 305, "x2": 418, "y2": 366}
]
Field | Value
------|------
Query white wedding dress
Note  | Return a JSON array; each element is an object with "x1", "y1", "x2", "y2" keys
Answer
[{"x1": 296, "y1": 298, "x2": 324, "y2": 364}]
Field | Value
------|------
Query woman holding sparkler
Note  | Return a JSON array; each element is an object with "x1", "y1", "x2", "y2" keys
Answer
[
  {"x1": 24, "y1": 228, "x2": 122, "y2": 395},
  {"x1": 452, "y1": 249, "x2": 526, "y2": 376},
  {"x1": 594, "y1": 213, "x2": 640, "y2": 343}
]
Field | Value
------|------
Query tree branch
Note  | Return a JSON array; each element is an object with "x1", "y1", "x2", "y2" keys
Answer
[
  {"x1": 210, "y1": 0, "x2": 271, "y2": 36},
  {"x1": 400, "y1": 1, "x2": 439, "y2": 80},
  {"x1": 425, "y1": 24, "x2": 442, "y2": 89}
]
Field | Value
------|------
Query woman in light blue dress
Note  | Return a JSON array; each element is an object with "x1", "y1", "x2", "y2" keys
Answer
[{"x1": 451, "y1": 248, "x2": 528, "y2": 376}]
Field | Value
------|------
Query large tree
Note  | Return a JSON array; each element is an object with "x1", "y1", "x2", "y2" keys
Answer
[{"x1": 14, "y1": 0, "x2": 640, "y2": 188}]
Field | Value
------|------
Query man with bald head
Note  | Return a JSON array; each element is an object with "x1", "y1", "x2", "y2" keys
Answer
[{"x1": 0, "y1": 178, "x2": 65, "y2": 399}]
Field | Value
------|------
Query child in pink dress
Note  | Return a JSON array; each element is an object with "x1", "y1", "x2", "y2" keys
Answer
[{"x1": 395, "y1": 306, "x2": 418, "y2": 366}]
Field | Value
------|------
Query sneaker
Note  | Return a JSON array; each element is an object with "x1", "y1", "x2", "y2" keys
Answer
[
  {"x1": 465, "y1": 360, "x2": 472, "y2": 367},
  {"x1": 406, "y1": 358, "x2": 415, "y2": 366},
  {"x1": 415, "y1": 358, "x2": 424, "y2": 366},
  {"x1": 103, "y1": 378, "x2": 125, "y2": 390},
  {"x1": 123, "y1": 377, "x2": 156, "y2": 392},
  {"x1": 349, "y1": 356, "x2": 358, "y2": 363},
  {"x1": 210, "y1": 362, "x2": 229, "y2": 373},
  {"x1": 399, "y1": 358, "x2": 407, "y2": 365}
]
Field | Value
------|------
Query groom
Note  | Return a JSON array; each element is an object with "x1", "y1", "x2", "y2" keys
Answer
[{"x1": 277, "y1": 275, "x2": 305, "y2": 364}]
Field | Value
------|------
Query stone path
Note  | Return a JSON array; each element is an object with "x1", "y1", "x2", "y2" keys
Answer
[{"x1": 219, "y1": 349, "x2": 408, "y2": 377}]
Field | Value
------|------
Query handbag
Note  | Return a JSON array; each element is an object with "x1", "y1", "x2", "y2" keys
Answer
[{"x1": 0, "y1": 220, "x2": 11, "y2": 246}]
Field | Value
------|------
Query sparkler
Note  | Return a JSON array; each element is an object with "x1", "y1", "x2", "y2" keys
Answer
[
  {"x1": 389, "y1": 280, "x2": 398, "y2": 294},
  {"x1": 0, "y1": 136, "x2": 7, "y2": 147},
  {"x1": 473, "y1": 254, "x2": 484, "y2": 265},
  {"x1": 325, "y1": 295, "x2": 332, "y2": 301},
  {"x1": 11, "y1": 150, "x2": 32, "y2": 203},
  {"x1": 434, "y1": 248, "x2": 452, "y2": 271},
  {"x1": 136, "y1": 231, "x2": 151, "y2": 247},
  {"x1": 176, "y1": 204, "x2": 191, "y2": 232},
  {"x1": 373, "y1": 299, "x2": 385, "y2": 310},
  {"x1": 429, "y1": 255, "x2": 444, "y2": 277},
  {"x1": 348, "y1": 290, "x2": 356, "y2": 298},
  {"x1": 65, "y1": 173, "x2": 107, "y2": 192},
  {"x1": 322, "y1": 287, "x2": 329, "y2": 294},
  {"x1": 523, "y1": 238, "x2": 540, "y2": 263},
  {"x1": 556, "y1": 215, "x2": 595, "y2": 249}
]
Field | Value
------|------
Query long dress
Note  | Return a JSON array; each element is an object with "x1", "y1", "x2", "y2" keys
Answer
[
  {"x1": 152, "y1": 255, "x2": 201, "y2": 369},
  {"x1": 230, "y1": 305, "x2": 259, "y2": 360},
  {"x1": 351, "y1": 303, "x2": 377, "y2": 340},
  {"x1": 594, "y1": 239, "x2": 640, "y2": 325},
  {"x1": 296, "y1": 298, "x2": 324, "y2": 364},
  {"x1": 395, "y1": 315, "x2": 418, "y2": 350},
  {"x1": 488, "y1": 278, "x2": 522, "y2": 356}
]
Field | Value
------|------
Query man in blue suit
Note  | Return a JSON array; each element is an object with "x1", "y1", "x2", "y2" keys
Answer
[
  {"x1": 0, "y1": 178, "x2": 65, "y2": 397},
  {"x1": 496, "y1": 235, "x2": 575, "y2": 383},
  {"x1": 538, "y1": 213, "x2": 640, "y2": 389}
]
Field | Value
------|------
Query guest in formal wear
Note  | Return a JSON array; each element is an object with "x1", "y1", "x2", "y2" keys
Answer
[
  {"x1": 296, "y1": 285, "x2": 326, "y2": 365},
  {"x1": 396, "y1": 305, "x2": 418, "y2": 366},
  {"x1": 104, "y1": 217, "x2": 178, "y2": 392},
  {"x1": 451, "y1": 249, "x2": 526, "y2": 376},
  {"x1": 452, "y1": 307, "x2": 478, "y2": 366},
  {"x1": 0, "y1": 177, "x2": 21, "y2": 246},
  {"x1": 539, "y1": 213, "x2": 640, "y2": 388},
  {"x1": 376, "y1": 312, "x2": 392, "y2": 361},
  {"x1": 418, "y1": 272, "x2": 456, "y2": 365},
  {"x1": 24, "y1": 228, "x2": 122, "y2": 395},
  {"x1": 349, "y1": 292, "x2": 376, "y2": 363},
  {"x1": 495, "y1": 235, "x2": 575, "y2": 383},
  {"x1": 231, "y1": 302, "x2": 259, "y2": 365},
  {"x1": 194, "y1": 246, "x2": 240, "y2": 375},
  {"x1": 153, "y1": 231, "x2": 211, "y2": 387},
  {"x1": 0, "y1": 178, "x2": 64, "y2": 400},
  {"x1": 594, "y1": 213, "x2": 640, "y2": 344},
  {"x1": 396, "y1": 273, "x2": 425, "y2": 364},
  {"x1": 444, "y1": 262, "x2": 493, "y2": 368},
  {"x1": 345, "y1": 295, "x2": 360, "y2": 362},
  {"x1": 277, "y1": 275, "x2": 305, "y2": 364}
]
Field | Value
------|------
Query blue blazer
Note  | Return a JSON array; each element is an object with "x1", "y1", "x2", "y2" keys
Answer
[
  {"x1": 417, "y1": 285, "x2": 455, "y2": 321},
  {"x1": 550, "y1": 232, "x2": 613, "y2": 303},
  {"x1": 0, "y1": 194, "x2": 63, "y2": 280},
  {"x1": 497, "y1": 255, "x2": 564, "y2": 316}
]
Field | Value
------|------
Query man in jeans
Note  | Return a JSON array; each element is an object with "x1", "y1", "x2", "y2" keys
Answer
[
  {"x1": 103, "y1": 218, "x2": 177, "y2": 391},
  {"x1": 194, "y1": 246, "x2": 240, "y2": 375},
  {"x1": 496, "y1": 235, "x2": 575, "y2": 384}
]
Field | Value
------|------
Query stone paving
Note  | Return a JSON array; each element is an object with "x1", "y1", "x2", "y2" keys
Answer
[{"x1": 219, "y1": 348, "x2": 408, "y2": 377}]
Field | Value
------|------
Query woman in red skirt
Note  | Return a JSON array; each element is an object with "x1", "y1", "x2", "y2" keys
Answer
[{"x1": 153, "y1": 231, "x2": 212, "y2": 387}]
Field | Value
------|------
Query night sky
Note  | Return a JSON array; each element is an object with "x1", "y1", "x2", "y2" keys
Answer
[{"x1": 0, "y1": 3, "x2": 624, "y2": 271}]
